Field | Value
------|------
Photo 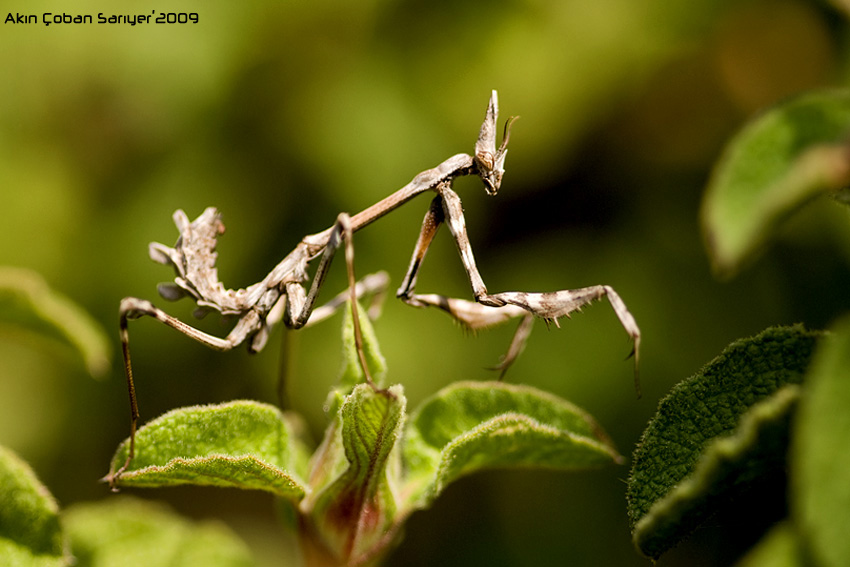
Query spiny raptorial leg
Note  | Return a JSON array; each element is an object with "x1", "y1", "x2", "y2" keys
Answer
[
  {"x1": 396, "y1": 182, "x2": 640, "y2": 390},
  {"x1": 112, "y1": 90, "x2": 640, "y2": 488}
]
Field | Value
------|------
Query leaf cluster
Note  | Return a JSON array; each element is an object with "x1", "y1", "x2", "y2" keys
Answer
[
  {"x1": 0, "y1": 300, "x2": 623, "y2": 567},
  {"x1": 627, "y1": 87, "x2": 850, "y2": 565}
]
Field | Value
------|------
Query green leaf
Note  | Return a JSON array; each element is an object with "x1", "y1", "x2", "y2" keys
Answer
[
  {"x1": 734, "y1": 522, "x2": 804, "y2": 567},
  {"x1": 307, "y1": 299, "x2": 392, "y2": 505},
  {"x1": 701, "y1": 89, "x2": 850, "y2": 277},
  {"x1": 403, "y1": 381, "x2": 622, "y2": 509},
  {"x1": 305, "y1": 384, "x2": 406, "y2": 567},
  {"x1": 0, "y1": 445, "x2": 68, "y2": 567},
  {"x1": 64, "y1": 496, "x2": 255, "y2": 567},
  {"x1": 627, "y1": 325, "x2": 821, "y2": 560},
  {"x1": 794, "y1": 315, "x2": 850, "y2": 567},
  {"x1": 0, "y1": 267, "x2": 110, "y2": 377},
  {"x1": 635, "y1": 384, "x2": 800, "y2": 560},
  {"x1": 331, "y1": 300, "x2": 387, "y2": 402},
  {"x1": 106, "y1": 401, "x2": 309, "y2": 501}
]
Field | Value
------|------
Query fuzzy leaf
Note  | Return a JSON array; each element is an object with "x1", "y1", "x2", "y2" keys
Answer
[
  {"x1": 310, "y1": 298, "x2": 391, "y2": 497},
  {"x1": 305, "y1": 384, "x2": 406, "y2": 566},
  {"x1": 634, "y1": 385, "x2": 799, "y2": 560},
  {"x1": 701, "y1": 89, "x2": 850, "y2": 277},
  {"x1": 403, "y1": 381, "x2": 622, "y2": 509},
  {"x1": 0, "y1": 267, "x2": 110, "y2": 377},
  {"x1": 107, "y1": 401, "x2": 309, "y2": 501},
  {"x1": 794, "y1": 316, "x2": 850, "y2": 567},
  {"x1": 65, "y1": 497, "x2": 255, "y2": 567},
  {"x1": 0, "y1": 445, "x2": 67, "y2": 567},
  {"x1": 328, "y1": 300, "x2": 387, "y2": 413},
  {"x1": 627, "y1": 325, "x2": 820, "y2": 559}
]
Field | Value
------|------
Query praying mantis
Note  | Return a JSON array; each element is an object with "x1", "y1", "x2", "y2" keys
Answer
[{"x1": 107, "y1": 90, "x2": 640, "y2": 488}]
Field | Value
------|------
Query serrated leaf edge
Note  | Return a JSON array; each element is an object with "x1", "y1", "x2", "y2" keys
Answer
[
  {"x1": 632, "y1": 384, "x2": 801, "y2": 557},
  {"x1": 116, "y1": 454, "x2": 307, "y2": 499},
  {"x1": 429, "y1": 411, "x2": 622, "y2": 499}
]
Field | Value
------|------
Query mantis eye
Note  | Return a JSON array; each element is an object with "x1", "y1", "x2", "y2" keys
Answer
[{"x1": 475, "y1": 150, "x2": 499, "y2": 194}]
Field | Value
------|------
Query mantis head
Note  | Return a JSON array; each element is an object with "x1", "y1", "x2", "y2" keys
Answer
[{"x1": 474, "y1": 90, "x2": 519, "y2": 196}]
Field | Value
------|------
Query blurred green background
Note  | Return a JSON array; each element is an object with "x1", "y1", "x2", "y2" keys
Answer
[{"x1": 3, "y1": 0, "x2": 850, "y2": 565}]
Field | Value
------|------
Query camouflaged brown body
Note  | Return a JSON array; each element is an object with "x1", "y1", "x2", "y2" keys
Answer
[{"x1": 110, "y1": 91, "x2": 641, "y2": 488}]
